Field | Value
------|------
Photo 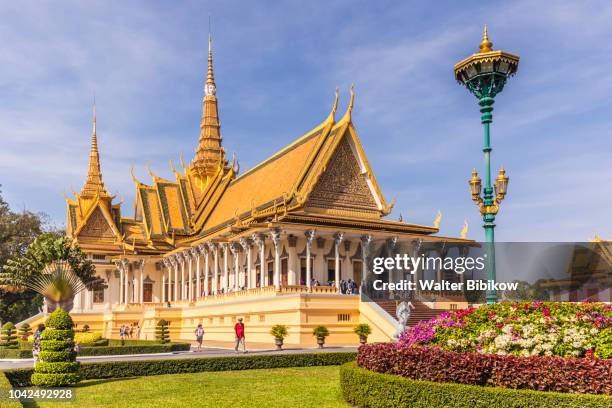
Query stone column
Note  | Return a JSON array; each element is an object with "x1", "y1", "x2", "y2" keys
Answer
[
  {"x1": 209, "y1": 243, "x2": 219, "y2": 294},
  {"x1": 305, "y1": 230, "x2": 315, "y2": 288},
  {"x1": 179, "y1": 254, "x2": 186, "y2": 300},
  {"x1": 122, "y1": 259, "x2": 129, "y2": 304},
  {"x1": 334, "y1": 232, "x2": 344, "y2": 290},
  {"x1": 221, "y1": 243, "x2": 229, "y2": 292},
  {"x1": 172, "y1": 256, "x2": 179, "y2": 301},
  {"x1": 240, "y1": 238, "x2": 252, "y2": 289},
  {"x1": 186, "y1": 251, "x2": 193, "y2": 301},
  {"x1": 230, "y1": 243, "x2": 241, "y2": 291},
  {"x1": 117, "y1": 261, "x2": 125, "y2": 304},
  {"x1": 360, "y1": 235, "x2": 373, "y2": 289},
  {"x1": 139, "y1": 259, "x2": 145, "y2": 304},
  {"x1": 287, "y1": 235, "x2": 298, "y2": 285},
  {"x1": 271, "y1": 229, "x2": 281, "y2": 290},
  {"x1": 253, "y1": 233, "x2": 266, "y2": 288},
  {"x1": 194, "y1": 247, "x2": 201, "y2": 299},
  {"x1": 162, "y1": 259, "x2": 169, "y2": 302},
  {"x1": 202, "y1": 244, "x2": 210, "y2": 297}
]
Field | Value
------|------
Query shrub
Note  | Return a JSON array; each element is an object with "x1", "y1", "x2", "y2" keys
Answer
[
  {"x1": 0, "y1": 349, "x2": 33, "y2": 359},
  {"x1": 594, "y1": 329, "x2": 612, "y2": 359},
  {"x1": 156, "y1": 320, "x2": 170, "y2": 344},
  {"x1": 4, "y1": 352, "x2": 357, "y2": 386},
  {"x1": 398, "y1": 302, "x2": 612, "y2": 358},
  {"x1": 77, "y1": 343, "x2": 191, "y2": 356},
  {"x1": 0, "y1": 373, "x2": 21, "y2": 408},
  {"x1": 354, "y1": 324, "x2": 372, "y2": 337},
  {"x1": 340, "y1": 362, "x2": 612, "y2": 408},
  {"x1": 312, "y1": 326, "x2": 330, "y2": 338},
  {"x1": 18, "y1": 323, "x2": 32, "y2": 340},
  {"x1": 31, "y1": 308, "x2": 80, "y2": 387},
  {"x1": 74, "y1": 332, "x2": 101, "y2": 344},
  {"x1": 270, "y1": 325, "x2": 288, "y2": 339},
  {"x1": 0, "y1": 322, "x2": 19, "y2": 349},
  {"x1": 358, "y1": 343, "x2": 612, "y2": 395},
  {"x1": 45, "y1": 308, "x2": 74, "y2": 330},
  {"x1": 82, "y1": 324, "x2": 90, "y2": 332}
]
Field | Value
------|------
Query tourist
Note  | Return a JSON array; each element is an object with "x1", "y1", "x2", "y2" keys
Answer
[
  {"x1": 119, "y1": 325, "x2": 126, "y2": 345},
  {"x1": 136, "y1": 324, "x2": 141, "y2": 339},
  {"x1": 32, "y1": 324, "x2": 45, "y2": 366},
  {"x1": 128, "y1": 324, "x2": 134, "y2": 339},
  {"x1": 194, "y1": 323, "x2": 205, "y2": 351},
  {"x1": 340, "y1": 279, "x2": 347, "y2": 294},
  {"x1": 234, "y1": 317, "x2": 246, "y2": 353}
]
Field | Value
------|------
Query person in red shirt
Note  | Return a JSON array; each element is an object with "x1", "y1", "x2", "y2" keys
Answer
[{"x1": 234, "y1": 317, "x2": 246, "y2": 353}]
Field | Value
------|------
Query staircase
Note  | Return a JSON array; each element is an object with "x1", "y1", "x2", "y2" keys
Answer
[{"x1": 371, "y1": 299, "x2": 448, "y2": 327}]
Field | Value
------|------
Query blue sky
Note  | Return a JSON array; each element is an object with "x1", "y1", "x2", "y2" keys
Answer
[{"x1": 0, "y1": 1, "x2": 610, "y2": 241}]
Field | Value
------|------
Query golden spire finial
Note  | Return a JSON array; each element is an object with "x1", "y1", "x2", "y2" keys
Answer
[
  {"x1": 80, "y1": 100, "x2": 109, "y2": 197},
  {"x1": 205, "y1": 20, "x2": 216, "y2": 96},
  {"x1": 479, "y1": 24, "x2": 493, "y2": 53}
]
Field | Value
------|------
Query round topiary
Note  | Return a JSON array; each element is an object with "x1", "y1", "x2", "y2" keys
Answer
[
  {"x1": 18, "y1": 323, "x2": 32, "y2": 339},
  {"x1": 31, "y1": 308, "x2": 80, "y2": 387},
  {"x1": 0, "y1": 322, "x2": 18, "y2": 349},
  {"x1": 82, "y1": 324, "x2": 90, "y2": 332},
  {"x1": 155, "y1": 320, "x2": 170, "y2": 344}
]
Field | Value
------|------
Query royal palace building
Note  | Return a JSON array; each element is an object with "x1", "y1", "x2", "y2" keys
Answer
[{"x1": 39, "y1": 36, "x2": 469, "y2": 346}]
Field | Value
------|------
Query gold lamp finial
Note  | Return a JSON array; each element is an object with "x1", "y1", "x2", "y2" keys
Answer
[{"x1": 479, "y1": 24, "x2": 493, "y2": 53}]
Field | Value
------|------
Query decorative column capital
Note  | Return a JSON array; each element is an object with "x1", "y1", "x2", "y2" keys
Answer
[
  {"x1": 252, "y1": 233, "x2": 266, "y2": 249},
  {"x1": 137, "y1": 259, "x2": 146, "y2": 269},
  {"x1": 386, "y1": 236, "x2": 398, "y2": 250},
  {"x1": 197, "y1": 243, "x2": 208, "y2": 256},
  {"x1": 333, "y1": 232, "x2": 344, "y2": 246},
  {"x1": 239, "y1": 237, "x2": 252, "y2": 251},
  {"x1": 162, "y1": 258, "x2": 171, "y2": 268},
  {"x1": 120, "y1": 258, "x2": 130, "y2": 269},
  {"x1": 270, "y1": 228, "x2": 282, "y2": 247},
  {"x1": 230, "y1": 242, "x2": 241, "y2": 255},
  {"x1": 206, "y1": 241, "x2": 217, "y2": 252},
  {"x1": 304, "y1": 229, "x2": 316, "y2": 244}
]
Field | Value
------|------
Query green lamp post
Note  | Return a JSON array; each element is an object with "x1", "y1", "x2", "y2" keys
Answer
[{"x1": 454, "y1": 26, "x2": 519, "y2": 304}]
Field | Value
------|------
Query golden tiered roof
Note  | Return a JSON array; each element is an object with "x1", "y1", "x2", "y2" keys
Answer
[{"x1": 67, "y1": 38, "x2": 442, "y2": 255}]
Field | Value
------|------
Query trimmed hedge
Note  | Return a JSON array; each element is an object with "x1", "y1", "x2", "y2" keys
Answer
[
  {"x1": 340, "y1": 362, "x2": 612, "y2": 408},
  {"x1": 76, "y1": 343, "x2": 191, "y2": 356},
  {"x1": 358, "y1": 343, "x2": 612, "y2": 395},
  {"x1": 0, "y1": 372, "x2": 21, "y2": 407},
  {"x1": 5, "y1": 352, "x2": 357, "y2": 386},
  {"x1": 0, "y1": 349, "x2": 33, "y2": 359}
]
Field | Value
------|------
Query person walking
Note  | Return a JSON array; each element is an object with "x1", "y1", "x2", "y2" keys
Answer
[
  {"x1": 135, "y1": 324, "x2": 141, "y2": 339},
  {"x1": 128, "y1": 324, "x2": 134, "y2": 339},
  {"x1": 32, "y1": 324, "x2": 45, "y2": 366},
  {"x1": 119, "y1": 325, "x2": 126, "y2": 346},
  {"x1": 234, "y1": 318, "x2": 246, "y2": 353},
  {"x1": 194, "y1": 324, "x2": 205, "y2": 351}
]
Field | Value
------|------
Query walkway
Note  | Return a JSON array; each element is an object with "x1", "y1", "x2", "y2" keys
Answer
[{"x1": 0, "y1": 345, "x2": 357, "y2": 370}]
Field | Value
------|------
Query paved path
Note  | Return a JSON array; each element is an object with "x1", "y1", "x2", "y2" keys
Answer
[{"x1": 0, "y1": 346, "x2": 357, "y2": 370}]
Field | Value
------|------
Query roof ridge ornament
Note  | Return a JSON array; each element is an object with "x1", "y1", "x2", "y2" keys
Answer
[
  {"x1": 339, "y1": 84, "x2": 355, "y2": 123},
  {"x1": 326, "y1": 87, "x2": 339, "y2": 123},
  {"x1": 479, "y1": 24, "x2": 493, "y2": 53}
]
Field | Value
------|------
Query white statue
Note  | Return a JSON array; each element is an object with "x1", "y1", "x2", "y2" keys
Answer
[{"x1": 394, "y1": 300, "x2": 415, "y2": 338}]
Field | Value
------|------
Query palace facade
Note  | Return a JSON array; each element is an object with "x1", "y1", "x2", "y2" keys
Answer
[{"x1": 31, "y1": 36, "x2": 468, "y2": 346}]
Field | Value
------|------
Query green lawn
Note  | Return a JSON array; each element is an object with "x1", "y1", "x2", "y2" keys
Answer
[{"x1": 27, "y1": 366, "x2": 348, "y2": 408}]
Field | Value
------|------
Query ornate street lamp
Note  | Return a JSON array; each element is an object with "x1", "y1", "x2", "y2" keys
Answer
[{"x1": 454, "y1": 26, "x2": 519, "y2": 304}]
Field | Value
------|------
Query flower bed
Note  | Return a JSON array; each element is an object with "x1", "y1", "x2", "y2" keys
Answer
[
  {"x1": 398, "y1": 302, "x2": 612, "y2": 358},
  {"x1": 357, "y1": 343, "x2": 612, "y2": 395}
]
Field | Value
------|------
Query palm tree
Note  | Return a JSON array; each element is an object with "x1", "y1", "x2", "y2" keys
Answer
[{"x1": 0, "y1": 234, "x2": 105, "y2": 312}]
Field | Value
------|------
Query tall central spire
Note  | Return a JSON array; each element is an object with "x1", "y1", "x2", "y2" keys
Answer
[
  {"x1": 191, "y1": 31, "x2": 226, "y2": 177},
  {"x1": 81, "y1": 102, "x2": 110, "y2": 197}
]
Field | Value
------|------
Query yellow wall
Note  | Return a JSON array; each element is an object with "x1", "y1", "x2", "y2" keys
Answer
[{"x1": 30, "y1": 292, "x2": 396, "y2": 348}]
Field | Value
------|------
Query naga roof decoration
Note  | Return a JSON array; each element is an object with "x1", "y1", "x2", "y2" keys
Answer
[{"x1": 67, "y1": 38, "x2": 441, "y2": 256}]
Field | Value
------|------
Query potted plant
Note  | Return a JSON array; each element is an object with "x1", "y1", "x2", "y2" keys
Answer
[
  {"x1": 353, "y1": 323, "x2": 372, "y2": 344},
  {"x1": 82, "y1": 324, "x2": 90, "y2": 333},
  {"x1": 270, "y1": 324, "x2": 288, "y2": 350},
  {"x1": 312, "y1": 325, "x2": 329, "y2": 348}
]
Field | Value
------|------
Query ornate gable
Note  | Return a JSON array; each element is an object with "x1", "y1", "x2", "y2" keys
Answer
[
  {"x1": 77, "y1": 207, "x2": 116, "y2": 239},
  {"x1": 305, "y1": 133, "x2": 379, "y2": 217}
]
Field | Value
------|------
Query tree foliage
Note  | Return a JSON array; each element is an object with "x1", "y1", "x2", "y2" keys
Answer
[{"x1": 0, "y1": 186, "x2": 44, "y2": 323}]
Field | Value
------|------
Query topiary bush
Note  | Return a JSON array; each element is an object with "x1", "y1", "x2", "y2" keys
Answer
[
  {"x1": 82, "y1": 324, "x2": 90, "y2": 332},
  {"x1": 18, "y1": 323, "x2": 32, "y2": 340},
  {"x1": 398, "y1": 302, "x2": 612, "y2": 358},
  {"x1": 74, "y1": 332, "x2": 101, "y2": 345},
  {"x1": 156, "y1": 320, "x2": 170, "y2": 344},
  {"x1": 0, "y1": 322, "x2": 19, "y2": 349},
  {"x1": 31, "y1": 308, "x2": 80, "y2": 387}
]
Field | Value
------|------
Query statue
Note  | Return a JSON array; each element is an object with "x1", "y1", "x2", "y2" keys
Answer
[{"x1": 394, "y1": 300, "x2": 415, "y2": 338}]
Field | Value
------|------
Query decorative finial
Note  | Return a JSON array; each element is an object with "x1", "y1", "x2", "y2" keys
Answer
[
  {"x1": 479, "y1": 24, "x2": 493, "y2": 53},
  {"x1": 348, "y1": 84, "x2": 355, "y2": 113},
  {"x1": 460, "y1": 220, "x2": 469, "y2": 239},
  {"x1": 205, "y1": 21, "x2": 216, "y2": 96},
  {"x1": 433, "y1": 210, "x2": 442, "y2": 229}
]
